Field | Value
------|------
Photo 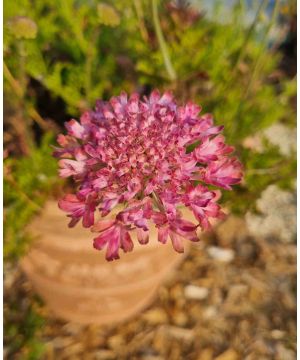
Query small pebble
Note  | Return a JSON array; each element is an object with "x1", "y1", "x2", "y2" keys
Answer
[
  {"x1": 143, "y1": 308, "x2": 168, "y2": 324},
  {"x1": 275, "y1": 343, "x2": 295, "y2": 360},
  {"x1": 107, "y1": 335, "x2": 124, "y2": 350},
  {"x1": 52, "y1": 336, "x2": 74, "y2": 349},
  {"x1": 184, "y1": 285, "x2": 209, "y2": 300},
  {"x1": 167, "y1": 326, "x2": 194, "y2": 341},
  {"x1": 207, "y1": 246, "x2": 235, "y2": 263},
  {"x1": 94, "y1": 350, "x2": 116, "y2": 360},
  {"x1": 215, "y1": 349, "x2": 239, "y2": 360},
  {"x1": 271, "y1": 329, "x2": 285, "y2": 340},
  {"x1": 197, "y1": 348, "x2": 214, "y2": 360},
  {"x1": 202, "y1": 306, "x2": 218, "y2": 319}
]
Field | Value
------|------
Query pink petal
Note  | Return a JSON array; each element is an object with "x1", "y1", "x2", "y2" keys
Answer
[
  {"x1": 92, "y1": 219, "x2": 115, "y2": 232},
  {"x1": 93, "y1": 227, "x2": 114, "y2": 250},
  {"x1": 120, "y1": 229, "x2": 134, "y2": 252},
  {"x1": 158, "y1": 226, "x2": 169, "y2": 244},
  {"x1": 137, "y1": 228, "x2": 149, "y2": 245},
  {"x1": 93, "y1": 225, "x2": 121, "y2": 261},
  {"x1": 58, "y1": 194, "x2": 83, "y2": 212},
  {"x1": 169, "y1": 231, "x2": 184, "y2": 253},
  {"x1": 65, "y1": 119, "x2": 85, "y2": 139},
  {"x1": 58, "y1": 159, "x2": 85, "y2": 177},
  {"x1": 106, "y1": 237, "x2": 120, "y2": 261},
  {"x1": 82, "y1": 207, "x2": 94, "y2": 228}
]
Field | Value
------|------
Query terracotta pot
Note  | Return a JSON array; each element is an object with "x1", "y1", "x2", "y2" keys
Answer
[{"x1": 21, "y1": 201, "x2": 190, "y2": 325}]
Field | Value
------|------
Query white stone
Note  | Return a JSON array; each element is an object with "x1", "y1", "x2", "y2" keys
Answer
[
  {"x1": 207, "y1": 246, "x2": 235, "y2": 263},
  {"x1": 184, "y1": 285, "x2": 209, "y2": 300},
  {"x1": 246, "y1": 184, "x2": 296, "y2": 243},
  {"x1": 263, "y1": 123, "x2": 296, "y2": 157},
  {"x1": 202, "y1": 306, "x2": 218, "y2": 319},
  {"x1": 271, "y1": 329, "x2": 285, "y2": 340}
]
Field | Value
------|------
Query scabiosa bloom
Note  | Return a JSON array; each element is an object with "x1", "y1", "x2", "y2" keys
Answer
[{"x1": 54, "y1": 90, "x2": 242, "y2": 261}]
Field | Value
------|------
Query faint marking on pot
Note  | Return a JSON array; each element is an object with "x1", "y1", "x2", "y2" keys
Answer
[{"x1": 76, "y1": 296, "x2": 123, "y2": 312}]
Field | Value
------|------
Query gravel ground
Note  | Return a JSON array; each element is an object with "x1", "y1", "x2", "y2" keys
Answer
[{"x1": 4, "y1": 216, "x2": 296, "y2": 360}]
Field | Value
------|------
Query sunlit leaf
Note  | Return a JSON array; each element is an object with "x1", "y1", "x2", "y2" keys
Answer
[
  {"x1": 97, "y1": 3, "x2": 120, "y2": 27},
  {"x1": 7, "y1": 16, "x2": 37, "y2": 39}
]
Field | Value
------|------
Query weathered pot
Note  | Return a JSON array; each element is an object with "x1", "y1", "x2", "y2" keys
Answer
[{"x1": 21, "y1": 201, "x2": 190, "y2": 325}]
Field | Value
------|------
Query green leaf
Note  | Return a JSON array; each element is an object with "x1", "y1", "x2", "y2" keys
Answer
[
  {"x1": 97, "y1": 3, "x2": 120, "y2": 27},
  {"x1": 7, "y1": 16, "x2": 37, "y2": 39}
]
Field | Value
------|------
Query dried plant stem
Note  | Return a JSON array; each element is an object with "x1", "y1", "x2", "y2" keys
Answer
[{"x1": 152, "y1": 0, "x2": 177, "y2": 81}]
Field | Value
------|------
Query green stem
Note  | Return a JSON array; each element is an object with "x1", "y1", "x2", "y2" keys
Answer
[
  {"x1": 60, "y1": 1, "x2": 88, "y2": 53},
  {"x1": 152, "y1": 191, "x2": 165, "y2": 212},
  {"x1": 133, "y1": 0, "x2": 149, "y2": 42},
  {"x1": 5, "y1": 172, "x2": 42, "y2": 210},
  {"x1": 4, "y1": 62, "x2": 49, "y2": 131},
  {"x1": 18, "y1": 41, "x2": 27, "y2": 93},
  {"x1": 152, "y1": 0, "x2": 177, "y2": 81},
  {"x1": 216, "y1": 0, "x2": 268, "y2": 103},
  {"x1": 233, "y1": 0, "x2": 280, "y2": 135},
  {"x1": 244, "y1": 0, "x2": 280, "y2": 98},
  {"x1": 3, "y1": 62, "x2": 24, "y2": 98},
  {"x1": 85, "y1": 29, "x2": 99, "y2": 103},
  {"x1": 233, "y1": 0, "x2": 269, "y2": 69}
]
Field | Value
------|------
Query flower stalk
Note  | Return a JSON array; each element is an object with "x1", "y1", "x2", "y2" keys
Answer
[{"x1": 152, "y1": 0, "x2": 177, "y2": 81}]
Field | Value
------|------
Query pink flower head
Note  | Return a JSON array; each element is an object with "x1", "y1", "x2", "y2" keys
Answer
[{"x1": 54, "y1": 90, "x2": 243, "y2": 260}]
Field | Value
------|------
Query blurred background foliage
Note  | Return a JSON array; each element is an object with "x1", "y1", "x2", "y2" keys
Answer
[{"x1": 3, "y1": 0, "x2": 296, "y2": 358}]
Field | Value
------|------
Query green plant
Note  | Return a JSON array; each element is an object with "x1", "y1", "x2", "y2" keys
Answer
[
  {"x1": 4, "y1": 133, "x2": 61, "y2": 262},
  {"x1": 4, "y1": 0, "x2": 129, "y2": 116},
  {"x1": 4, "y1": 132, "x2": 63, "y2": 358}
]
